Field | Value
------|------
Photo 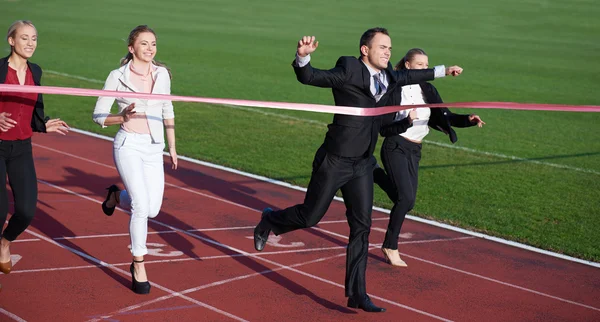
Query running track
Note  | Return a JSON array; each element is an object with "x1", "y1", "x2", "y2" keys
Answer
[{"x1": 0, "y1": 131, "x2": 599, "y2": 321}]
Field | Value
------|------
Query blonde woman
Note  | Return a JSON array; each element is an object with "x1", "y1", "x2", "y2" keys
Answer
[
  {"x1": 0, "y1": 20, "x2": 69, "y2": 284},
  {"x1": 92, "y1": 25, "x2": 177, "y2": 294}
]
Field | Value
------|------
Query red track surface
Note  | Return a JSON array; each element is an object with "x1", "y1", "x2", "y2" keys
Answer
[{"x1": 1, "y1": 131, "x2": 599, "y2": 321}]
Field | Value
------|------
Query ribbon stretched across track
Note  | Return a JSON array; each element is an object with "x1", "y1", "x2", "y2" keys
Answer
[{"x1": 1, "y1": 84, "x2": 599, "y2": 115}]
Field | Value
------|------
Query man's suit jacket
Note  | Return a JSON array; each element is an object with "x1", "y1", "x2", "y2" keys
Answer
[
  {"x1": 0, "y1": 55, "x2": 47, "y2": 133},
  {"x1": 293, "y1": 56, "x2": 435, "y2": 158},
  {"x1": 379, "y1": 82, "x2": 475, "y2": 143}
]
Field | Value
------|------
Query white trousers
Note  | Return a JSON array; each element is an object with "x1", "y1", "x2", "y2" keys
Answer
[{"x1": 113, "y1": 129, "x2": 165, "y2": 257}]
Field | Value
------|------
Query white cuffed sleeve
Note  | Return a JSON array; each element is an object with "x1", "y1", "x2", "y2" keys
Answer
[
  {"x1": 295, "y1": 53, "x2": 311, "y2": 67},
  {"x1": 92, "y1": 70, "x2": 119, "y2": 128},
  {"x1": 434, "y1": 65, "x2": 446, "y2": 78},
  {"x1": 161, "y1": 76, "x2": 174, "y2": 120}
]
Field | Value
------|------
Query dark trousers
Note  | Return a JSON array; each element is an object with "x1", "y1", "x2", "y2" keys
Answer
[
  {"x1": 265, "y1": 145, "x2": 375, "y2": 298},
  {"x1": 375, "y1": 136, "x2": 421, "y2": 250},
  {"x1": 0, "y1": 138, "x2": 38, "y2": 241}
]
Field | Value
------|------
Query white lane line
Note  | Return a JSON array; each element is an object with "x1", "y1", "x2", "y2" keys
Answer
[
  {"x1": 11, "y1": 245, "x2": 344, "y2": 274},
  {"x1": 400, "y1": 252, "x2": 600, "y2": 312},
  {"x1": 13, "y1": 237, "x2": 471, "y2": 275},
  {"x1": 0, "y1": 308, "x2": 27, "y2": 322},
  {"x1": 53, "y1": 231, "x2": 177, "y2": 240},
  {"x1": 45, "y1": 218, "x2": 388, "y2": 241},
  {"x1": 312, "y1": 226, "x2": 475, "y2": 247},
  {"x1": 399, "y1": 236, "x2": 475, "y2": 245},
  {"x1": 13, "y1": 238, "x2": 41, "y2": 243}
]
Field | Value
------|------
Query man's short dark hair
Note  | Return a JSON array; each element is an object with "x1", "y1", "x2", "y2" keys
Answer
[{"x1": 359, "y1": 27, "x2": 389, "y2": 56}]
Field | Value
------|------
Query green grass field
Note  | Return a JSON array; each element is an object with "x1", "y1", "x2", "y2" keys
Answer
[{"x1": 2, "y1": 0, "x2": 599, "y2": 261}]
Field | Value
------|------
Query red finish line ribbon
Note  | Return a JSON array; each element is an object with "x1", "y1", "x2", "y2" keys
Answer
[{"x1": 1, "y1": 84, "x2": 599, "y2": 115}]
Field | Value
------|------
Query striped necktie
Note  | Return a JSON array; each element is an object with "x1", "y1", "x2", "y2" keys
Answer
[{"x1": 374, "y1": 72, "x2": 387, "y2": 102}]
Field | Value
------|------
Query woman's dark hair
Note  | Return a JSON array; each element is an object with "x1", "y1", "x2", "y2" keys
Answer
[{"x1": 395, "y1": 48, "x2": 427, "y2": 70}]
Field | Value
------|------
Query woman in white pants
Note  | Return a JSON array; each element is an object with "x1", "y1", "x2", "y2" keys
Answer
[{"x1": 92, "y1": 25, "x2": 177, "y2": 294}]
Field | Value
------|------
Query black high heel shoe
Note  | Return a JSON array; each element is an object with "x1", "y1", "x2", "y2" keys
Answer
[
  {"x1": 101, "y1": 185, "x2": 120, "y2": 216},
  {"x1": 130, "y1": 259, "x2": 151, "y2": 294}
]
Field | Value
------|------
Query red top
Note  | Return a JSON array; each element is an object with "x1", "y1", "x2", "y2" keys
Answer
[{"x1": 0, "y1": 66, "x2": 37, "y2": 140}]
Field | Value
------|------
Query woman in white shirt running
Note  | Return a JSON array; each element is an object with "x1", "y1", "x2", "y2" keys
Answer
[{"x1": 92, "y1": 25, "x2": 177, "y2": 294}]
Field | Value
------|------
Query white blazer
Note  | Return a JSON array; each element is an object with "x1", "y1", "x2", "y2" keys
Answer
[{"x1": 92, "y1": 62, "x2": 174, "y2": 143}]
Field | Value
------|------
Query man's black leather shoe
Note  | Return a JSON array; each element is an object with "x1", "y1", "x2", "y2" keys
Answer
[
  {"x1": 347, "y1": 295, "x2": 386, "y2": 312},
  {"x1": 253, "y1": 208, "x2": 273, "y2": 251}
]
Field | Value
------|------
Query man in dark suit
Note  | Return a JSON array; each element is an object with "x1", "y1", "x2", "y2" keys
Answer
[{"x1": 253, "y1": 27, "x2": 463, "y2": 312}]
